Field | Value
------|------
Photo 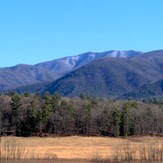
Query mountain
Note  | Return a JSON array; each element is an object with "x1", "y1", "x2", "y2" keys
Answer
[
  {"x1": 121, "y1": 79, "x2": 163, "y2": 99},
  {"x1": 40, "y1": 50, "x2": 163, "y2": 97},
  {"x1": 119, "y1": 50, "x2": 163, "y2": 99},
  {"x1": 35, "y1": 50, "x2": 141, "y2": 73},
  {"x1": 0, "y1": 64, "x2": 54, "y2": 91},
  {"x1": 0, "y1": 50, "x2": 141, "y2": 91}
]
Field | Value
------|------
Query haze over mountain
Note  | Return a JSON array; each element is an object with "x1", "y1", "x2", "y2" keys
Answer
[{"x1": 0, "y1": 50, "x2": 141, "y2": 92}]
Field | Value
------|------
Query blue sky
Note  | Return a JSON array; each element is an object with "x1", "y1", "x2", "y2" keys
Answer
[{"x1": 0, "y1": 0, "x2": 163, "y2": 67}]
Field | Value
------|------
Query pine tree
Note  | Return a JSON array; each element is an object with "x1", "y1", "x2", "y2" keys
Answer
[{"x1": 111, "y1": 107, "x2": 121, "y2": 137}]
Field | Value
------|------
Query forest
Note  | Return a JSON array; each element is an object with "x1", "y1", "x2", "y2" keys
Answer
[{"x1": 0, "y1": 92, "x2": 162, "y2": 137}]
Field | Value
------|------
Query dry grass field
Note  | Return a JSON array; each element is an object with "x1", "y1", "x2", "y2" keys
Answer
[{"x1": 0, "y1": 136, "x2": 163, "y2": 163}]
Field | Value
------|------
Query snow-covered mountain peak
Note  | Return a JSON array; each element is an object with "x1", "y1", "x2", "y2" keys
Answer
[
  {"x1": 36, "y1": 50, "x2": 143, "y2": 73},
  {"x1": 104, "y1": 50, "x2": 143, "y2": 58}
]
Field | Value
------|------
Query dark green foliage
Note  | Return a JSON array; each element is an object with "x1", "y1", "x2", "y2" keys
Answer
[
  {"x1": 97, "y1": 108, "x2": 111, "y2": 136},
  {"x1": 111, "y1": 108, "x2": 121, "y2": 137},
  {"x1": 74, "y1": 98, "x2": 94, "y2": 135},
  {"x1": 0, "y1": 93, "x2": 162, "y2": 137},
  {"x1": 10, "y1": 94, "x2": 22, "y2": 114},
  {"x1": 10, "y1": 94, "x2": 22, "y2": 133},
  {"x1": 120, "y1": 101, "x2": 137, "y2": 136}
]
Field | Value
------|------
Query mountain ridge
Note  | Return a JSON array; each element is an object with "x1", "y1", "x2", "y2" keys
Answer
[
  {"x1": 39, "y1": 50, "x2": 163, "y2": 98},
  {"x1": 2, "y1": 49, "x2": 163, "y2": 99},
  {"x1": 0, "y1": 50, "x2": 142, "y2": 92}
]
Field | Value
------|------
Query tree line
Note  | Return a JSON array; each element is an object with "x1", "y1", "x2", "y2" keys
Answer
[{"x1": 0, "y1": 93, "x2": 162, "y2": 137}]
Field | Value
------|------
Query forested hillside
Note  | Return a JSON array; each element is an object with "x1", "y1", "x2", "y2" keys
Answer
[
  {"x1": 0, "y1": 93, "x2": 162, "y2": 137},
  {"x1": 42, "y1": 52, "x2": 163, "y2": 97},
  {"x1": 0, "y1": 50, "x2": 141, "y2": 92},
  {"x1": 2, "y1": 50, "x2": 163, "y2": 99}
]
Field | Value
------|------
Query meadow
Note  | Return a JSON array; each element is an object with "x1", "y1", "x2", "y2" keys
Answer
[
  {"x1": 0, "y1": 93, "x2": 163, "y2": 162},
  {"x1": 0, "y1": 136, "x2": 163, "y2": 163}
]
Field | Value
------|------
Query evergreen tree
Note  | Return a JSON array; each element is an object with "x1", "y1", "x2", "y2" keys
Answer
[
  {"x1": 10, "y1": 94, "x2": 22, "y2": 132},
  {"x1": 120, "y1": 101, "x2": 137, "y2": 136},
  {"x1": 111, "y1": 107, "x2": 121, "y2": 137},
  {"x1": 10, "y1": 94, "x2": 22, "y2": 116}
]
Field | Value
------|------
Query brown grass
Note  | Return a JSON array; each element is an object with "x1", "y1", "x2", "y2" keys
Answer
[{"x1": 0, "y1": 136, "x2": 162, "y2": 163}]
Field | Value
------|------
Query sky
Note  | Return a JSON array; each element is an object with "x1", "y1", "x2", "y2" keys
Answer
[{"x1": 0, "y1": 0, "x2": 163, "y2": 67}]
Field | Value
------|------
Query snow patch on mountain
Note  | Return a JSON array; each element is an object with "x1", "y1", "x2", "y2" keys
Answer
[{"x1": 36, "y1": 50, "x2": 142, "y2": 74}]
